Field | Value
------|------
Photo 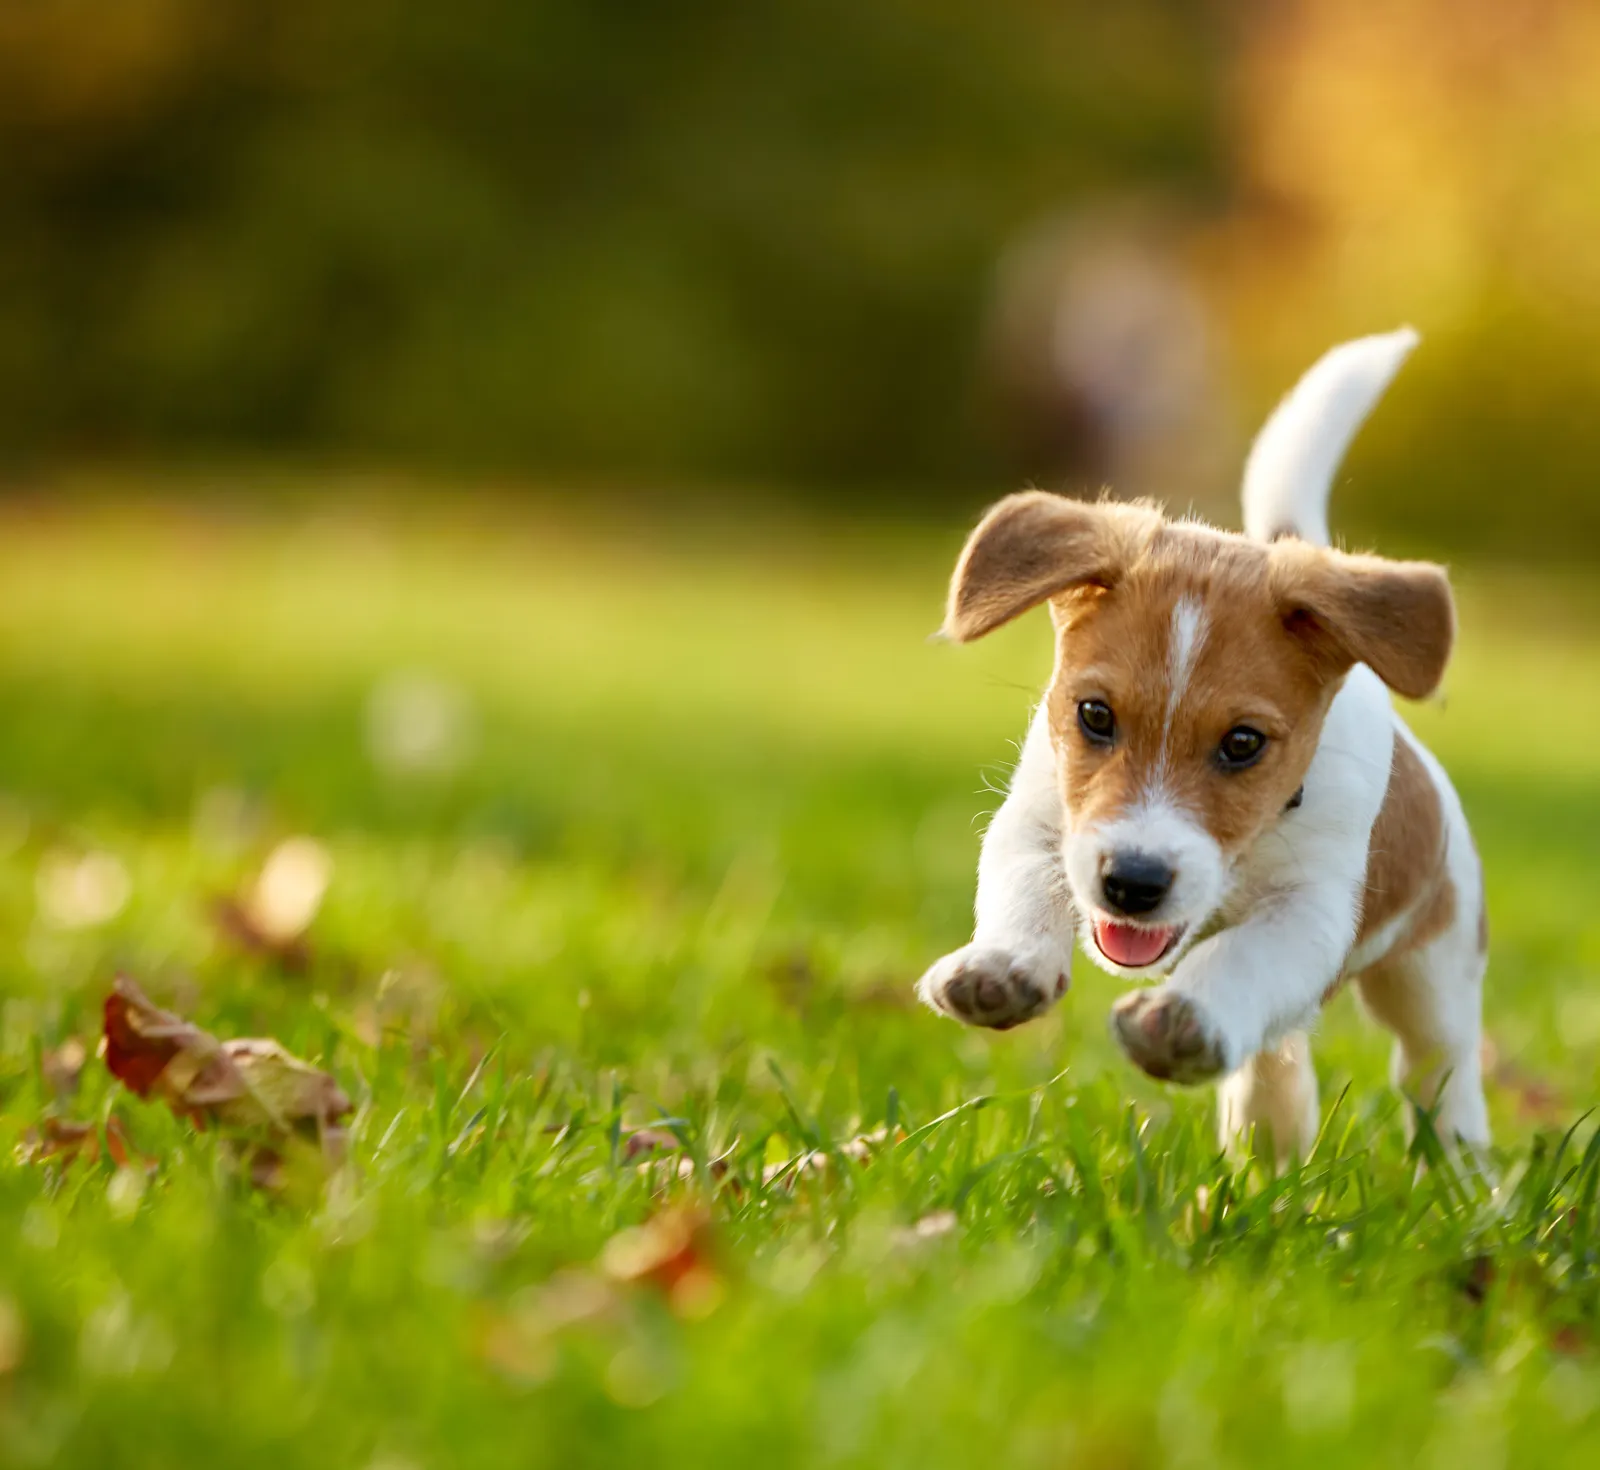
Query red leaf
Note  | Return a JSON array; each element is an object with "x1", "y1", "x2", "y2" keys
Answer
[
  {"x1": 103, "y1": 983, "x2": 195, "y2": 1099},
  {"x1": 102, "y1": 976, "x2": 351, "y2": 1142},
  {"x1": 600, "y1": 1208, "x2": 723, "y2": 1315}
]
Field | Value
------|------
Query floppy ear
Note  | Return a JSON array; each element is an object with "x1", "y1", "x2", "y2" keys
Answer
[
  {"x1": 1271, "y1": 543, "x2": 1455, "y2": 699},
  {"x1": 943, "y1": 492, "x2": 1122, "y2": 642}
]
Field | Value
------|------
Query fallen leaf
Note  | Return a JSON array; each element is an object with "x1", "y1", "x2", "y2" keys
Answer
[
  {"x1": 211, "y1": 836, "x2": 332, "y2": 969},
  {"x1": 103, "y1": 977, "x2": 350, "y2": 1153},
  {"x1": 16, "y1": 1115, "x2": 147, "y2": 1170},
  {"x1": 622, "y1": 1128, "x2": 682, "y2": 1160},
  {"x1": 621, "y1": 1127, "x2": 744, "y2": 1197},
  {"x1": 1551, "y1": 1324, "x2": 1590, "y2": 1357},
  {"x1": 41, "y1": 1037, "x2": 87, "y2": 1096},
  {"x1": 103, "y1": 1118, "x2": 142, "y2": 1170},
  {"x1": 16, "y1": 1117, "x2": 94, "y2": 1165},
  {"x1": 241, "y1": 1137, "x2": 342, "y2": 1194},
  {"x1": 212, "y1": 898, "x2": 312, "y2": 971},
  {"x1": 762, "y1": 1125, "x2": 903, "y2": 1189},
  {"x1": 600, "y1": 1208, "x2": 723, "y2": 1317}
]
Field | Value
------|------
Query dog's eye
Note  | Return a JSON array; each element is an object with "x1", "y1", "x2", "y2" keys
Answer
[
  {"x1": 1218, "y1": 726, "x2": 1267, "y2": 768},
  {"x1": 1077, "y1": 700, "x2": 1116, "y2": 744}
]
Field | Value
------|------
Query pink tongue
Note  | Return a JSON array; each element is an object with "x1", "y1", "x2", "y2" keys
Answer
[{"x1": 1095, "y1": 919, "x2": 1173, "y2": 968}]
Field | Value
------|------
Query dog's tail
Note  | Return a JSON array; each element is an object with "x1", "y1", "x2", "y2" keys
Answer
[{"x1": 1240, "y1": 327, "x2": 1419, "y2": 548}]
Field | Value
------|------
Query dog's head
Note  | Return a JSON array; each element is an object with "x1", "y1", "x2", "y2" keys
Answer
[{"x1": 944, "y1": 492, "x2": 1454, "y2": 977}]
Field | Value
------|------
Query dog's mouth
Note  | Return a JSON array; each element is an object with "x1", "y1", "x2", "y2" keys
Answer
[{"x1": 1092, "y1": 916, "x2": 1183, "y2": 970}]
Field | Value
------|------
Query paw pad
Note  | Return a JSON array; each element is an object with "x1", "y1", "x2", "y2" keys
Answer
[
  {"x1": 916, "y1": 946, "x2": 1068, "y2": 1031},
  {"x1": 1110, "y1": 989, "x2": 1226, "y2": 1083}
]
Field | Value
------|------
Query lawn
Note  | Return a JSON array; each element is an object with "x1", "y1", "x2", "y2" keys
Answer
[{"x1": 2, "y1": 493, "x2": 1600, "y2": 1469}]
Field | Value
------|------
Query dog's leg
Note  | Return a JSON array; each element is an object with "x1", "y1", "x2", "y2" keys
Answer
[
  {"x1": 1356, "y1": 936, "x2": 1490, "y2": 1155},
  {"x1": 1216, "y1": 1032, "x2": 1320, "y2": 1163},
  {"x1": 1110, "y1": 882, "x2": 1358, "y2": 1085},
  {"x1": 917, "y1": 708, "x2": 1074, "y2": 1029},
  {"x1": 1357, "y1": 775, "x2": 1491, "y2": 1157}
]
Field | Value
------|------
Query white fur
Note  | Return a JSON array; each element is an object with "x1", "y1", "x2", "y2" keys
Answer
[
  {"x1": 1064, "y1": 791, "x2": 1224, "y2": 978},
  {"x1": 914, "y1": 708, "x2": 1075, "y2": 1028},
  {"x1": 1217, "y1": 1032, "x2": 1320, "y2": 1161},
  {"x1": 1165, "y1": 596, "x2": 1207, "y2": 719},
  {"x1": 1160, "y1": 666, "x2": 1394, "y2": 1069},
  {"x1": 919, "y1": 328, "x2": 1491, "y2": 1160},
  {"x1": 1242, "y1": 327, "x2": 1418, "y2": 548},
  {"x1": 969, "y1": 708, "x2": 1076, "y2": 964}
]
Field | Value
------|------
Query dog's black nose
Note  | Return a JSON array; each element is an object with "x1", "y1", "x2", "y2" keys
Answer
[{"x1": 1100, "y1": 852, "x2": 1174, "y2": 916}]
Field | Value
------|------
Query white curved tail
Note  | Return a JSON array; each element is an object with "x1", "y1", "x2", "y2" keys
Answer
[{"x1": 1241, "y1": 327, "x2": 1419, "y2": 548}]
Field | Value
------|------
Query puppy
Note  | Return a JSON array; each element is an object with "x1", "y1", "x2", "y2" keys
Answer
[{"x1": 917, "y1": 329, "x2": 1489, "y2": 1158}]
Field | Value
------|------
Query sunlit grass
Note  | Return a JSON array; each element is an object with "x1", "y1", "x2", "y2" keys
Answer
[{"x1": 1, "y1": 497, "x2": 1599, "y2": 1468}]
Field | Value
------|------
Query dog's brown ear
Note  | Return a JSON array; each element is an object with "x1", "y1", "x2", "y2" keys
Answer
[
  {"x1": 943, "y1": 492, "x2": 1122, "y2": 642},
  {"x1": 1271, "y1": 542, "x2": 1455, "y2": 699}
]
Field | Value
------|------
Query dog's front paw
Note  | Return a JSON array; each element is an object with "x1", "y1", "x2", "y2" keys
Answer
[
  {"x1": 1110, "y1": 988, "x2": 1228, "y2": 1083},
  {"x1": 916, "y1": 944, "x2": 1069, "y2": 1030}
]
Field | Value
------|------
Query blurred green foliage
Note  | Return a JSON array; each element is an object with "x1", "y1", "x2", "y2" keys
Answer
[
  {"x1": 7, "y1": 2, "x2": 1600, "y2": 558},
  {"x1": 0, "y1": 0, "x2": 1218, "y2": 491}
]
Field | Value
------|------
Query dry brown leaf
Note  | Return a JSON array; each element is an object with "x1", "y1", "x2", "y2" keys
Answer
[
  {"x1": 670, "y1": 1150, "x2": 738, "y2": 1191},
  {"x1": 103, "y1": 977, "x2": 351, "y2": 1151},
  {"x1": 240, "y1": 1135, "x2": 345, "y2": 1193},
  {"x1": 16, "y1": 1115, "x2": 146, "y2": 1170},
  {"x1": 212, "y1": 897, "x2": 312, "y2": 971},
  {"x1": 40, "y1": 1037, "x2": 87, "y2": 1096},
  {"x1": 210, "y1": 836, "x2": 333, "y2": 970},
  {"x1": 600, "y1": 1208, "x2": 723, "y2": 1318},
  {"x1": 622, "y1": 1128, "x2": 682, "y2": 1160},
  {"x1": 623, "y1": 1129, "x2": 742, "y2": 1197},
  {"x1": 762, "y1": 1125, "x2": 903, "y2": 1189},
  {"x1": 1551, "y1": 1324, "x2": 1591, "y2": 1357},
  {"x1": 17, "y1": 1117, "x2": 96, "y2": 1166}
]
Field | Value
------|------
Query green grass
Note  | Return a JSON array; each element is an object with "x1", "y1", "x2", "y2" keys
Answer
[{"x1": 3, "y1": 496, "x2": 1600, "y2": 1468}]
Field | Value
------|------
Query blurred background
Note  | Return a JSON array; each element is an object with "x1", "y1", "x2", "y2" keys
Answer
[
  {"x1": 3, "y1": 0, "x2": 1599, "y2": 553},
  {"x1": 9, "y1": 10, "x2": 1600, "y2": 1459}
]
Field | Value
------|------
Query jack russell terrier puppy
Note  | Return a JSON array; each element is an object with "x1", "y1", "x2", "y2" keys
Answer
[{"x1": 917, "y1": 329, "x2": 1489, "y2": 1159}]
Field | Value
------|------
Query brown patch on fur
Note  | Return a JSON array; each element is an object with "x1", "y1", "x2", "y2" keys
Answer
[
  {"x1": 1029, "y1": 519, "x2": 1347, "y2": 861},
  {"x1": 1042, "y1": 537, "x2": 1334, "y2": 856},
  {"x1": 1269, "y1": 541, "x2": 1454, "y2": 701},
  {"x1": 1356, "y1": 738, "x2": 1450, "y2": 953},
  {"x1": 941, "y1": 492, "x2": 1457, "y2": 871},
  {"x1": 942, "y1": 493, "x2": 1159, "y2": 643},
  {"x1": 1406, "y1": 867, "x2": 1457, "y2": 949}
]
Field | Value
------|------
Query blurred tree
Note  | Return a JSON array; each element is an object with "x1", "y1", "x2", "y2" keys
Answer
[
  {"x1": 0, "y1": 0, "x2": 1221, "y2": 498},
  {"x1": 1211, "y1": 0, "x2": 1600, "y2": 555}
]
